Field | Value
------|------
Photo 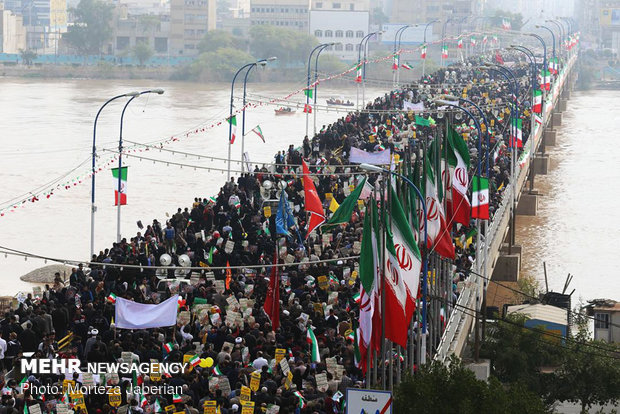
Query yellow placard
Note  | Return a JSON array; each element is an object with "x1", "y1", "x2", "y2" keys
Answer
[
  {"x1": 313, "y1": 302, "x2": 324, "y2": 315},
  {"x1": 63, "y1": 380, "x2": 75, "y2": 394},
  {"x1": 71, "y1": 393, "x2": 86, "y2": 411},
  {"x1": 240, "y1": 401, "x2": 255, "y2": 414},
  {"x1": 285, "y1": 371, "x2": 293, "y2": 389},
  {"x1": 150, "y1": 359, "x2": 161, "y2": 382},
  {"x1": 183, "y1": 354, "x2": 196, "y2": 372},
  {"x1": 240, "y1": 386, "x2": 251, "y2": 402},
  {"x1": 275, "y1": 348, "x2": 286, "y2": 364},
  {"x1": 165, "y1": 405, "x2": 176, "y2": 413},
  {"x1": 324, "y1": 193, "x2": 333, "y2": 201},
  {"x1": 203, "y1": 401, "x2": 217, "y2": 414},
  {"x1": 317, "y1": 275, "x2": 328, "y2": 291},
  {"x1": 348, "y1": 270, "x2": 358, "y2": 286},
  {"x1": 344, "y1": 329, "x2": 353, "y2": 338},
  {"x1": 108, "y1": 387, "x2": 122, "y2": 407},
  {"x1": 249, "y1": 371, "x2": 261, "y2": 392},
  {"x1": 263, "y1": 206, "x2": 271, "y2": 218}
]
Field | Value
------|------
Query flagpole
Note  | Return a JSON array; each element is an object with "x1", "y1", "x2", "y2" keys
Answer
[{"x1": 379, "y1": 173, "x2": 387, "y2": 391}]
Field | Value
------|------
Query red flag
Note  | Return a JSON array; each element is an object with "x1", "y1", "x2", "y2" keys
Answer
[
  {"x1": 302, "y1": 160, "x2": 325, "y2": 237},
  {"x1": 225, "y1": 261, "x2": 232, "y2": 290},
  {"x1": 263, "y1": 250, "x2": 280, "y2": 331},
  {"x1": 495, "y1": 51, "x2": 504, "y2": 65},
  {"x1": 303, "y1": 104, "x2": 312, "y2": 113}
]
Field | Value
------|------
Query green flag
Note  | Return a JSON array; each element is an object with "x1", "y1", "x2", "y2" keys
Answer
[
  {"x1": 304, "y1": 88, "x2": 313, "y2": 99},
  {"x1": 415, "y1": 115, "x2": 430, "y2": 126},
  {"x1": 323, "y1": 177, "x2": 367, "y2": 230}
]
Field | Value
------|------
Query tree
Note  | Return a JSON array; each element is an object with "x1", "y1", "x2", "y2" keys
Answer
[
  {"x1": 64, "y1": 0, "x2": 113, "y2": 55},
  {"x1": 197, "y1": 30, "x2": 246, "y2": 54},
  {"x1": 189, "y1": 47, "x2": 256, "y2": 81},
  {"x1": 490, "y1": 10, "x2": 524, "y2": 31},
  {"x1": 394, "y1": 356, "x2": 549, "y2": 414},
  {"x1": 370, "y1": 6, "x2": 389, "y2": 27},
  {"x1": 248, "y1": 25, "x2": 317, "y2": 67},
  {"x1": 133, "y1": 41, "x2": 154, "y2": 66}
]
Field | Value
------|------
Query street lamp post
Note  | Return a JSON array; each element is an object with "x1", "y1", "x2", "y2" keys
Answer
[
  {"x1": 116, "y1": 88, "x2": 164, "y2": 243},
  {"x1": 229, "y1": 60, "x2": 275, "y2": 180},
  {"x1": 392, "y1": 25, "x2": 409, "y2": 88},
  {"x1": 242, "y1": 57, "x2": 277, "y2": 172},
  {"x1": 510, "y1": 44, "x2": 539, "y2": 192},
  {"x1": 484, "y1": 65, "x2": 519, "y2": 250},
  {"x1": 422, "y1": 20, "x2": 438, "y2": 77},
  {"x1": 526, "y1": 33, "x2": 547, "y2": 115},
  {"x1": 395, "y1": 24, "x2": 417, "y2": 87},
  {"x1": 359, "y1": 163, "x2": 429, "y2": 365},
  {"x1": 546, "y1": 20, "x2": 564, "y2": 68},
  {"x1": 356, "y1": 31, "x2": 384, "y2": 110},
  {"x1": 441, "y1": 17, "x2": 455, "y2": 67},
  {"x1": 536, "y1": 25, "x2": 556, "y2": 77},
  {"x1": 306, "y1": 44, "x2": 332, "y2": 138},
  {"x1": 313, "y1": 43, "x2": 335, "y2": 137},
  {"x1": 91, "y1": 91, "x2": 139, "y2": 259},
  {"x1": 362, "y1": 31, "x2": 384, "y2": 109}
]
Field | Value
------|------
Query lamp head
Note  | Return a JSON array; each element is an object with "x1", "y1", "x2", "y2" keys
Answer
[
  {"x1": 434, "y1": 99, "x2": 453, "y2": 105},
  {"x1": 266, "y1": 56, "x2": 277, "y2": 62},
  {"x1": 441, "y1": 94, "x2": 460, "y2": 101},
  {"x1": 152, "y1": 88, "x2": 165, "y2": 95},
  {"x1": 359, "y1": 163, "x2": 385, "y2": 173}
]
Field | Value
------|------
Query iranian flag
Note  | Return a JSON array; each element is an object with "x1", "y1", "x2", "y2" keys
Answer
[
  {"x1": 358, "y1": 198, "x2": 380, "y2": 373},
  {"x1": 384, "y1": 185, "x2": 421, "y2": 347},
  {"x1": 441, "y1": 44, "x2": 448, "y2": 58},
  {"x1": 401, "y1": 62, "x2": 413, "y2": 70},
  {"x1": 502, "y1": 18, "x2": 511, "y2": 30},
  {"x1": 189, "y1": 354, "x2": 200, "y2": 367},
  {"x1": 471, "y1": 176, "x2": 489, "y2": 220},
  {"x1": 172, "y1": 394, "x2": 183, "y2": 403},
  {"x1": 510, "y1": 118, "x2": 523, "y2": 148},
  {"x1": 212, "y1": 365, "x2": 223, "y2": 376},
  {"x1": 112, "y1": 167, "x2": 127, "y2": 206},
  {"x1": 470, "y1": 36, "x2": 476, "y2": 46},
  {"x1": 306, "y1": 326, "x2": 321, "y2": 362},
  {"x1": 447, "y1": 127, "x2": 471, "y2": 226},
  {"x1": 107, "y1": 293, "x2": 117, "y2": 303},
  {"x1": 355, "y1": 64, "x2": 362, "y2": 83},
  {"x1": 518, "y1": 149, "x2": 530, "y2": 168},
  {"x1": 163, "y1": 342, "x2": 174, "y2": 353},
  {"x1": 392, "y1": 53, "x2": 399, "y2": 70},
  {"x1": 228, "y1": 115, "x2": 237, "y2": 144},
  {"x1": 457, "y1": 38, "x2": 463, "y2": 49},
  {"x1": 533, "y1": 90, "x2": 542, "y2": 113},
  {"x1": 548, "y1": 58, "x2": 558, "y2": 74},
  {"x1": 483, "y1": 35, "x2": 488, "y2": 44},
  {"x1": 421, "y1": 159, "x2": 455, "y2": 259},
  {"x1": 303, "y1": 88, "x2": 313, "y2": 99},
  {"x1": 420, "y1": 45, "x2": 427, "y2": 59},
  {"x1": 251, "y1": 125, "x2": 265, "y2": 143},
  {"x1": 303, "y1": 104, "x2": 312, "y2": 113},
  {"x1": 540, "y1": 69, "x2": 551, "y2": 91}
]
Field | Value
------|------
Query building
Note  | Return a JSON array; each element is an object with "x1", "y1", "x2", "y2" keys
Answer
[
  {"x1": 113, "y1": 13, "x2": 170, "y2": 56},
  {"x1": 169, "y1": 0, "x2": 216, "y2": 56},
  {"x1": 506, "y1": 303, "x2": 569, "y2": 338},
  {"x1": 586, "y1": 299, "x2": 620, "y2": 343},
  {"x1": 309, "y1": 0, "x2": 369, "y2": 61},
  {"x1": 250, "y1": 0, "x2": 310, "y2": 32},
  {"x1": 389, "y1": 0, "x2": 474, "y2": 39},
  {"x1": 0, "y1": 4, "x2": 27, "y2": 53}
]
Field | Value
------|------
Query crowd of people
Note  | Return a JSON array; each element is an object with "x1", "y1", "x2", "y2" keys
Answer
[{"x1": 0, "y1": 48, "x2": 559, "y2": 414}]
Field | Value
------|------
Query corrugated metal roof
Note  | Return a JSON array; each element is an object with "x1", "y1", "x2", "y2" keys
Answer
[{"x1": 506, "y1": 303, "x2": 568, "y2": 327}]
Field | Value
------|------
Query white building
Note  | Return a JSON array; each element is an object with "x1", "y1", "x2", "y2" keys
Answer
[
  {"x1": 309, "y1": 0, "x2": 369, "y2": 61},
  {"x1": 0, "y1": 5, "x2": 26, "y2": 53}
]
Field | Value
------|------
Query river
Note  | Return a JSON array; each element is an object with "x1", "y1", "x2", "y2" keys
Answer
[
  {"x1": 517, "y1": 89, "x2": 620, "y2": 303},
  {"x1": 0, "y1": 77, "x2": 388, "y2": 295}
]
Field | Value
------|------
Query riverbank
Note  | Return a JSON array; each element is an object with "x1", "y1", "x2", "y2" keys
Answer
[{"x1": 0, "y1": 63, "x2": 177, "y2": 81}]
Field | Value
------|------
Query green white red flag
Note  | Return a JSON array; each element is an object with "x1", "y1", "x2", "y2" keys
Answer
[
  {"x1": 533, "y1": 90, "x2": 542, "y2": 113},
  {"x1": 446, "y1": 127, "x2": 471, "y2": 226},
  {"x1": 112, "y1": 166, "x2": 127, "y2": 206},
  {"x1": 306, "y1": 326, "x2": 321, "y2": 362},
  {"x1": 420, "y1": 45, "x2": 427, "y2": 59},
  {"x1": 441, "y1": 45, "x2": 448, "y2": 58},
  {"x1": 471, "y1": 176, "x2": 489, "y2": 220},
  {"x1": 227, "y1": 115, "x2": 237, "y2": 144},
  {"x1": 422, "y1": 159, "x2": 455, "y2": 259},
  {"x1": 251, "y1": 125, "x2": 265, "y2": 142},
  {"x1": 510, "y1": 118, "x2": 523, "y2": 148}
]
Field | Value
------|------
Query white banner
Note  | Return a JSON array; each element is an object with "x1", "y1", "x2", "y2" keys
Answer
[
  {"x1": 349, "y1": 147, "x2": 391, "y2": 165},
  {"x1": 403, "y1": 101, "x2": 424, "y2": 111},
  {"x1": 115, "y1": 295, "x2": 179, "y2": 329}
]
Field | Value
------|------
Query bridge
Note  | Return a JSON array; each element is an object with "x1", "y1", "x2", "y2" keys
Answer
[{"x1": 434, "y1": 54, "x2": 578, "y2": 366}]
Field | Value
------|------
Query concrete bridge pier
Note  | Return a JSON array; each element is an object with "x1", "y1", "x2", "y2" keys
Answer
[
  {"x1": 517, "y1": 192, "x2": 538, "y2": 215},
  {"x1": 492, "y1": 243, "x2": 522, "y2": 282},
  {"x1": 552, "y1": 112, "x2": 562, "y2": 128}
]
